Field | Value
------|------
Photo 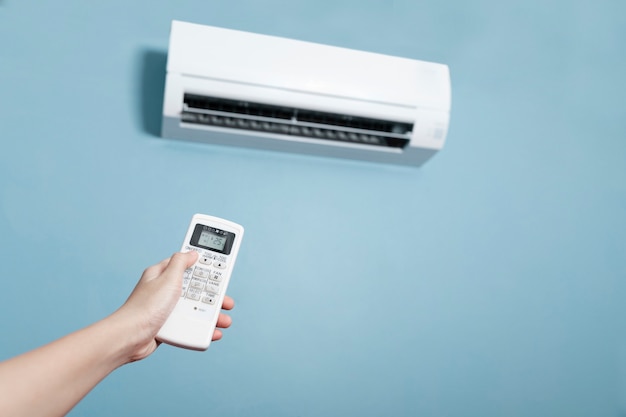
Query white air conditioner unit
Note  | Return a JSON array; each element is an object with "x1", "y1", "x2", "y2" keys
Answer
[{"x1": 161, "y1": 20, "x2": 451, "y2": 167}]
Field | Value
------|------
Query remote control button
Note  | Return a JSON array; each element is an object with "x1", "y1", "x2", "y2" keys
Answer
[
  {"x1": 190, "y1": 280, "x2": 205, "y2": 290},
  {"x1": 199, "y1": 256, "x2": 213, "y2": 265},
  {"x1": 183, "y1": 269, "x2": 193, "y2": 281},
  {"x1": 209, "y1": 273, "x2": 221, "y2": 282},
  {"x1": 193, "y1": 267, "x2": 210, "y2": 278},
  {"x1": 186, "y1": 292, "x2": 200, "y2": 301},
  {"x1": 213, "y1": 261, "x2": 227, "y2": 269},
  {"x1": 201, "y1": 295, "x2": 216, "y2": 305},
  {"x1": 205, "y1": 281, "x2": 221, "y2": 294}
]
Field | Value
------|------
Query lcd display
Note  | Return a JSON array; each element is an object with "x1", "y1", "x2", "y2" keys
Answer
[
  {"x1": 198, "y1": 230, "x2": 226, "y2": 251},
  {"x1": 190, "y1": 224, "x2": 235, "y2": 254}
]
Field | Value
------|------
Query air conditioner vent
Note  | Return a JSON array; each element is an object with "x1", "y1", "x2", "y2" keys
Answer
[{"x1": 182, "y1": 94, "x2": 412, "y2": 149}]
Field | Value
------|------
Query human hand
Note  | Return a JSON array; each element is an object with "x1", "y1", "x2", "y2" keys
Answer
[
  {"x1": 0, "y1": 252, "x2": 235, "y2": 417},
  {"x1": 115, "y1": 252, "x2": 234, "y2": 362}
]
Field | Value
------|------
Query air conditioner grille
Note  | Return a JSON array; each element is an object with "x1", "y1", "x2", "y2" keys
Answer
[{"x1": 182, "y1": 94, "x2": 412, "y2": 149}]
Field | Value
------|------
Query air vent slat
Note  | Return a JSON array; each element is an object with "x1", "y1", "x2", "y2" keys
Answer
[{"x1": 182, "y1": 94, "x2": 412, "y2": 149}]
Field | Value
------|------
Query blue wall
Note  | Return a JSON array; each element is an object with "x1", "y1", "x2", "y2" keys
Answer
[{"x1": 1, "y1": 1, "x2": 625, "y2": 416}]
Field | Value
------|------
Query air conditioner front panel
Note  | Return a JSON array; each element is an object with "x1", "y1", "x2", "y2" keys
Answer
[
  {"x1": 162, "y1": 21, "x2": 451, "y2": 167},
  {"x1": 167, "y1": 21, "x2": 450, "y2": 110}
]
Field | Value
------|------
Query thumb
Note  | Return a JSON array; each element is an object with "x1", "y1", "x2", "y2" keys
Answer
[{"x1": 165, "y1": 251, "x2": 198, "y2": 276}]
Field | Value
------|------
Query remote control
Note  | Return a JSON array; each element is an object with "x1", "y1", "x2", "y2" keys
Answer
[{"x1": 156, "y1": 214, "x2": 244, "y2": 351}]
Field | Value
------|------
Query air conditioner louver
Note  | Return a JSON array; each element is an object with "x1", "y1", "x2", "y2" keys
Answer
[{"x1": 182, "y1": 94, "x2": 412, "y2": 149}]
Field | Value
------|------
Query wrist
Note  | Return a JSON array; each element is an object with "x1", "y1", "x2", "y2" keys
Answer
[{"x1": 104, "y1": 308, "x2": 159, "y2": 364}]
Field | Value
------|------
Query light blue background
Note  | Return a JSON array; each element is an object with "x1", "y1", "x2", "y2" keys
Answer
[{"x1": 1, "y1": 1, "x2": 625, "y2": 416}]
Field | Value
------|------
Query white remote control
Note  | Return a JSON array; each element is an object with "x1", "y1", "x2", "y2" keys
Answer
[{"x1": 156, "y1": 214, "x2": 244, "y2": 351}]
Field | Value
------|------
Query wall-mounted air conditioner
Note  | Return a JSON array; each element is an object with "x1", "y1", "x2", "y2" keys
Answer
[{"x1": 162, "y1": 20, "x2": 451, "y2": 167}]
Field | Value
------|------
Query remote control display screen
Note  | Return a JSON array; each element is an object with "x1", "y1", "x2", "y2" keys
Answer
[
  {"x1": 190, "y1": 224, "x2": 235, "y2": 254},
  {"x1": 198, "y1": 230, "x2": 226, "y2": 251}
]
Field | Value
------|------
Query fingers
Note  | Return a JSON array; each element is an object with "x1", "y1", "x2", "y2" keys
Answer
[
  {"x1": 221, "y1": 295, "x2": 235, "y2": 310},
  {"x1": 212, "y1": 329, "x2": 223, "y2": 341},
  {"x1": 211, "y1": 312, "x2": 233, "y2": 340},
  {"x1": 215, "y1": 312, "x2": 232, "y2": 329},
  {"x1": 205, "y1": 311, "x2": 232, "y2": 342},
  {"x1": 166, "y1": 251, "x2": 198, "y2": 274},
  {"x1": 140, "y1": 251, "x2": 198, "y2": 282},
  {"x1": 140, "y1": 251, "x2": 198, "y2": 283},
  {"x1": 140, "y1": 257, "x2": 171, "y2": 281},
  {"x1": 150, "y1": 252, "x2": 233, "y2": 345},
  {"x1": 213, "y1": 298, "x2": 234, "y2": 342}
]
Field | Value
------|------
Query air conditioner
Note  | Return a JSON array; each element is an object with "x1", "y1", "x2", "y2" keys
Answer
[{"x1": 161, "y1": 20, "x2": 451, "y2": 167}]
